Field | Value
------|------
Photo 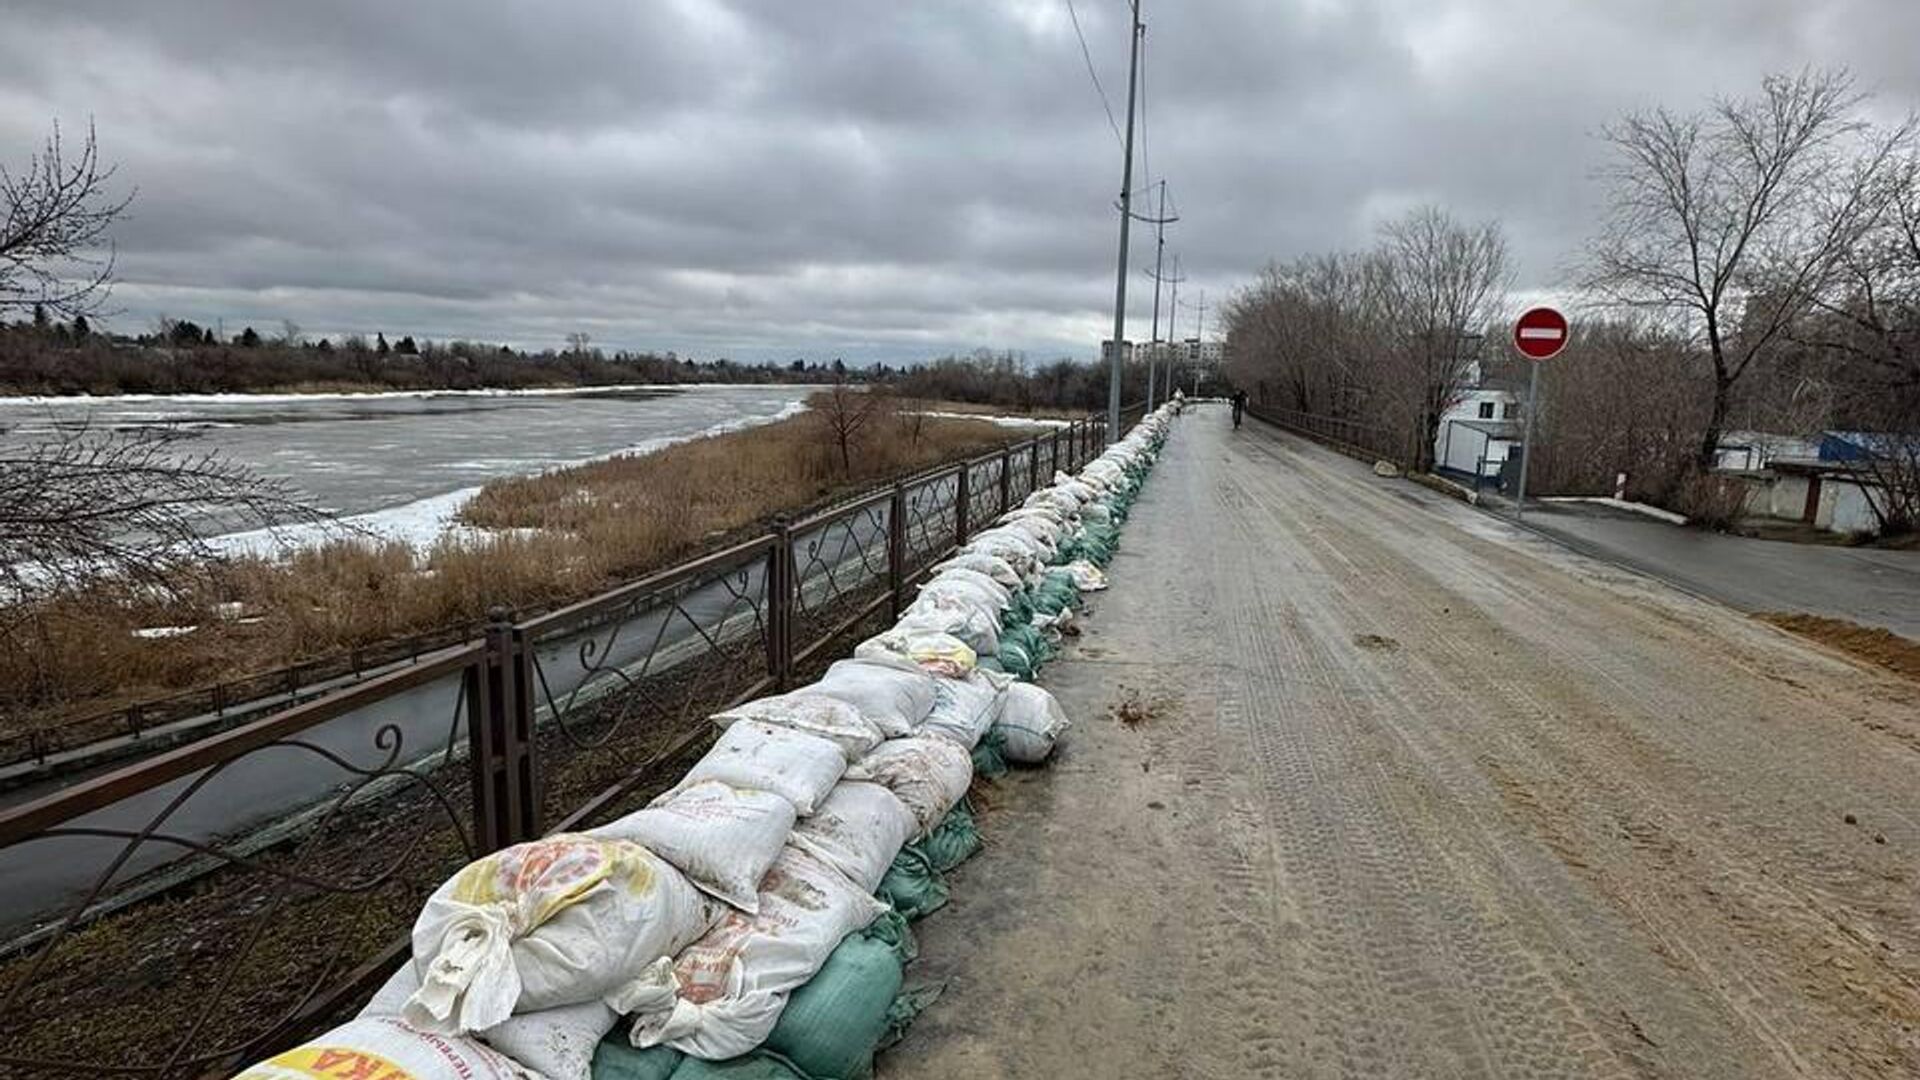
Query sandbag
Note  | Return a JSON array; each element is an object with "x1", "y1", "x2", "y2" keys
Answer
[
  {"x1": 234, "y1": 1017, "x2": 535, "y2": 1080},
  {"x1": 844, "y1": 737, "x2": 973, "y2": 836},
  {"x1": 921, "y1": 568, "x2": 1012, "y2": 610},
  {"x1": 811, "y1": 659, "x2": 937, "y2": 736},
  {"x1": 669, "y1": 1056, "x2": 806, "y2": 1079},
  {"x1": 918, "y1": 671, "x2": 1004, "y2": 751},
  {"x1": 365, "y1": 965, "x2": 613, "y2": 1080},
  {"x1": 859, "y1": 907, "x2": 918, "y2": 965},
  {"x1": 1060, "y1": 559, "x2": 1109, "y2": 592},
  {"x1": 970, "y1": 726, "x2": 1008, "y2": 779},
  {"x1": 763, "y1": 934, "x2": 904, "y2": 1080},
  {"x1": 590, "y1": 1038, "x2": 682, "y2": 1080},
  {"x1": 914, "y1": 803, "x2": 983, "y2": 873},
  {"x1": 895, "y1": 600, "x2": 1000, "y2": 658},
  {"x1": 853, "y1": 627, "x2": 975, "y2": 678},
  {"x1": 592, "y1": 781, "x2": 797, "y2": 912},
  {"x1": 929, "y1": 551, "x2": 1022, "y2": 589},
  {"x1": 667, "y1": 721, "x2": 846, "y2": 816},
  {"x1": 711, "y1": 693, "x2": 884, "y2": 763},
  {"x1": 403, "y1": 835, "x2": 719, "y2": 1035},
  {"x1": 994, "y1": 681, "x2": 1071, "y2": 764},
  {"x1": 787, "y1": 780, "x2": 917, "y2": 892},
  {"x1": 623, "y1": 848, "x2": 886, "y2": 1062},
  {"x1": 874, "y1": 848, "x2": 948, "y2": 922}
]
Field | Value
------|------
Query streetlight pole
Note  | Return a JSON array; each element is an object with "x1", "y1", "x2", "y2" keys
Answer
[{"x1": 1106, "y1": 0, "x2": 1143, "y2": 436}]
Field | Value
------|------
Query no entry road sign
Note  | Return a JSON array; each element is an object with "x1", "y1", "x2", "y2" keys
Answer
[{"x1": 1513, "y1": 306, "x2": 1569, "y2": 361}]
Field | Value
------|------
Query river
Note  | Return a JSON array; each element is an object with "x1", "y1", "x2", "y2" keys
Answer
[{"x1": 0, "y1": 384, "x2": 811, "y2": 546}]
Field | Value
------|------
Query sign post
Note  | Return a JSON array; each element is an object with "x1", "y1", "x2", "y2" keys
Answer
[{"x1": 1511, "y1": 306, "x2": 1569, "y2": 521}]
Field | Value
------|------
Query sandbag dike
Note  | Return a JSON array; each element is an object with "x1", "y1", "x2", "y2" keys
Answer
[{"x1": 234, "y1": 407, "x2": 1178, "y2": 1080}]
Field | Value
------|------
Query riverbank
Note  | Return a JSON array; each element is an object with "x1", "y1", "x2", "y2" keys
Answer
[{"x1": 0, "y1": 398, "x2": 1053, "y2": 747}]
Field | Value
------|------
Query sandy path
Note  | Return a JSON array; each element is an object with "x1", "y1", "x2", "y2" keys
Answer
[{"x1": 882, "y1": 405, "x2": 1920, "y2": 1079}]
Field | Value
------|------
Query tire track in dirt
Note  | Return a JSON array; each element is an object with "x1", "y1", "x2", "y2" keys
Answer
[{"x1": 1225, "y1": 417, "x2": 1920, "y2": 1077}]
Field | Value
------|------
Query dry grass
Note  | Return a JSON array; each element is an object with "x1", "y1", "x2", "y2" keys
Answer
[{"x1": 0, "y1": 402, "x2": 1049, "y2": 742}]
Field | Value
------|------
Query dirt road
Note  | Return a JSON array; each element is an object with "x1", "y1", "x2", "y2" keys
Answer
[{"x1": 884, "y1": 406, "x2": 1920, "y2": 1079}]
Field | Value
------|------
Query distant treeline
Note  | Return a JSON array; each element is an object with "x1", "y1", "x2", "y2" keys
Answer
[
  {"x1": 0, "y1": 314, "x2": 855, "y2": 395},
  {"x1": 0, "y1": 311, "x2": 1224, "y2": 407},
  {"x1": 885, "y1": 349, "x2": 1226, "y2": 412}
]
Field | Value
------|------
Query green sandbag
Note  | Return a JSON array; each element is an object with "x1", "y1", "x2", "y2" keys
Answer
[
  {"x1": 996, "y1": 638, "x2": 1037, "y2": 680},
  {"x1": 764, "y1": 935, "x2": 904, "y2": 1080},
  {"x1": 592, "y1": 1038, "x2": 683, "y2": 1080},
  {"x1": 1001, "y1": 589, "x2": 1035, "y2": 628},
  {"x1": 860, "y1": 906, "x2": 918, "y2": 964},
  {"x1": 876, "y1": 847, "x2": 948, "y2": 921},
  {"x1": 970, "y1": 727, "x2": 1008, "y2": 779},
  {"x1": 880, "y1": 984, "x2": 947, "y2": 1053},
  {"x1": 668, "y1": 1056, "x2": 806, "y2": 1080},
  {"x1": 912, "y1": 804, "x2": 982, "y2": 873}
]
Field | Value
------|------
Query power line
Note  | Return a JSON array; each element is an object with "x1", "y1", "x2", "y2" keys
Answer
[{"x1": 1064, "y1": 0, "x2": 1125, "y2": 151}]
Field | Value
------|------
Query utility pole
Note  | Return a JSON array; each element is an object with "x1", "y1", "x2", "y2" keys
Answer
[
  {"x1": 1106, "y1": 0, "x2": 1144, "y2": 436},
  {"x1": 1193, "y1": 290, "x2": 1207, "y2": 394},
  {"x1": 1144, "y1": 246, "x2": 1186, "y2": 411},
  {"x1": 1147, "y1": 180, "x2": 1167, "y2": 410}
]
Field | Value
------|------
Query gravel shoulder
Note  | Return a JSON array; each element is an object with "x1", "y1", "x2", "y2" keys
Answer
[{"x1": 883, "y1": 405, "x2": 1920, "y2": 1079}]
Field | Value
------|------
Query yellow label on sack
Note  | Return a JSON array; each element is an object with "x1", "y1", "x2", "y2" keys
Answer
[{"x1": 238, "y1": 1045, "x2": 419, "y2": 1079}]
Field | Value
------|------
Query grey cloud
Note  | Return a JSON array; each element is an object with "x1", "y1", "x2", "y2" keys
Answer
[{"x1": 0, "y1": 0, "x2": 1913, "y2": 362}]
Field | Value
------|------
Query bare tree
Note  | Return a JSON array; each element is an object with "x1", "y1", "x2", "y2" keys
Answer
[
  {"x1": 1376, "y1": 206, "x2": 1511, "y2": 471},
  {"x1": 814, "y1": 376, "x2": 887, "y2": 476},
  {"x1": 0, "y1": 118, "x2": 132, "y2": 319},
  {"x1": 1585, "y1": 69, "x2": 1912, "y2": 467},
  {"x1": 0, "y1": 423, "x2": 318, "y2": 616},
  {"x1": 565, "y1": 331, "x2": 592, "y2": 355}
]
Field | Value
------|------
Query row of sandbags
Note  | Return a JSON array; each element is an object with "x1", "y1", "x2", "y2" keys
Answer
[{"x1": 234, "y1": 406, "x2": 1176, "y2": 1080}]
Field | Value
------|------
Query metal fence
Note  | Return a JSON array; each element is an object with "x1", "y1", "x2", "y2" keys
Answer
[
  {"x1": 0, "y1": 413, "x2": 1113, "y2": 1079},
  {"x1": 1244, "y1": 403, "x2": 1416, "y2": 469}
]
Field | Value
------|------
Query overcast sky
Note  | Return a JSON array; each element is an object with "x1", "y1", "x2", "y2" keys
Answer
[{"x1": 2, "y1": 1, "x2": 1915, "y2": 364}]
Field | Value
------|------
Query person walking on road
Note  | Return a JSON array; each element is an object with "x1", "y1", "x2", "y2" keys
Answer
[{"x1": 1230, "y1": 388, "x2": 1247, "y2": 429}]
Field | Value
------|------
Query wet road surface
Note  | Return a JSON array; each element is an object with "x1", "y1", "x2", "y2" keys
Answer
[{"x1": 886, "y1": 405, "x2": 1920, "y2": 1079}]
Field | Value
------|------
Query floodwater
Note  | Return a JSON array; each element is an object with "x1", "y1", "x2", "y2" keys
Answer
[{"x1": 0, "y1": 384, "x2": 810, "y2": 541}]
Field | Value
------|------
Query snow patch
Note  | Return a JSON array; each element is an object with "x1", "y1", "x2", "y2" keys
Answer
[
  {"x1": 1541, "y1": 496, "x2": 1689, "y2": 526},
  {"x1": 907, "y1": 410, "x2": 1071, "y2": 429}
]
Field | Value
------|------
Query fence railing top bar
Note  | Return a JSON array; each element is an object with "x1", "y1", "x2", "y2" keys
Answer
[
  {"x1": 517, "y1": 532, "x2": 777, "y2": 638},
  {"x1": 790, "y1": 485, "x2": 894, "y2": 534},
  {"x1": 0, "y1": 639, "x2": 486, "y2": 846}
]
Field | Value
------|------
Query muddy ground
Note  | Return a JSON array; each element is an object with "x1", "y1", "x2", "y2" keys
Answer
[{"x1": 884, "y1": 407, "x2": 1920, "y2": 1079}]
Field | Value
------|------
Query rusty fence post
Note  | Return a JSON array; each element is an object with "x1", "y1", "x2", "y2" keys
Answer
[
  {"x1": 766, "y1": 515, "x2": 794, "y2": 691},
  {"x1": 886, "y1": 484, "x2": 908, "y2": 621},
  {"x1": 469, "y1": 607, "x2": 540, "y2": 853},
  {"x1": 954, "y1": 465, "x2": 971, "y2": 547},
  {"x1": 1006, "y1": 443, "x2": 1021, "y2": 515},
  {"x1": 1027, "y1": 438, "x2": 1040, "y2": 496}
]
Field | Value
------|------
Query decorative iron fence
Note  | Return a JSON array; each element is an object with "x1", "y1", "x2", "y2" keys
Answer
[
  {"x1": 0, "y1": 413, "x2": 1113, "y2": 1078},
  {"x1": 1244, "y1": 403, "x2": 1416, "y2": 469}
]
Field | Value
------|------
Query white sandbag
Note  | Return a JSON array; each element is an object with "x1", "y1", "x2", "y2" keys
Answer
[
  {"x1": 590, "y1": 781, "x2": 796, "y2": 912},
  {"x1": 961, "y1": 529, "x2": 1046, "y2": 575},
  {"x1": 997, "y1": 515, "x2": 1061, "y2": 555},
  {"x1": 787, "y1": 780, "x2": 917, "y2": 891},
  {"x1": 995, "y1": 681, "x2": 1071, "y2": 763},
  {"x1": 810, "y1": 659, "x2": 937, "y2": 736},
  {"x1": 845, "y1": 736, "x2": 974, "y2": 836},
  {"x1": 919, "y1": 670, "x2": 1005, "y2": 751},
  {"x1": 621, "y1": 847, "x2": 887, "y2": 1061},
  {"x1": 711, "y1": 691, "x2": 884, "y2": 762},
  {"x1": 1062, "y1": 559, "x2": 1109, "y2": 592},
  {"x1": 235, "y1": 1016, "x2": 535, "y2": 1080},
  {"x1": 930, "y1": 551, "x2": 1023, "y2": 588},
  {"x1": 1053, "y1": 477, "x2": 1100, "y2": 505},
  {"x1": 923, "y1": 567, "x2": 1012, "y2": 610},
  {"x1": 667, "y1": 720, "x2": 846, "y2": 816},
  {"x1": 894, "y1": 605, "x2": 1000, "y2": 659},
  {"x1": 853, "y1": 627, "x2": 975, "y2": 678},
  {"x1": 402, "y1": 835, "x2": 719, "y2": 1035},
  {"x1": 365, "y1": 966, "x2": 612, "y2": 1080}
]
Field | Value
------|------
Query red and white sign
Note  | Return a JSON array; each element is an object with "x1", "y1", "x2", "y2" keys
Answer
[{"x1": 1512, "y1": 306, "x2": 1569, "y2": 361}]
